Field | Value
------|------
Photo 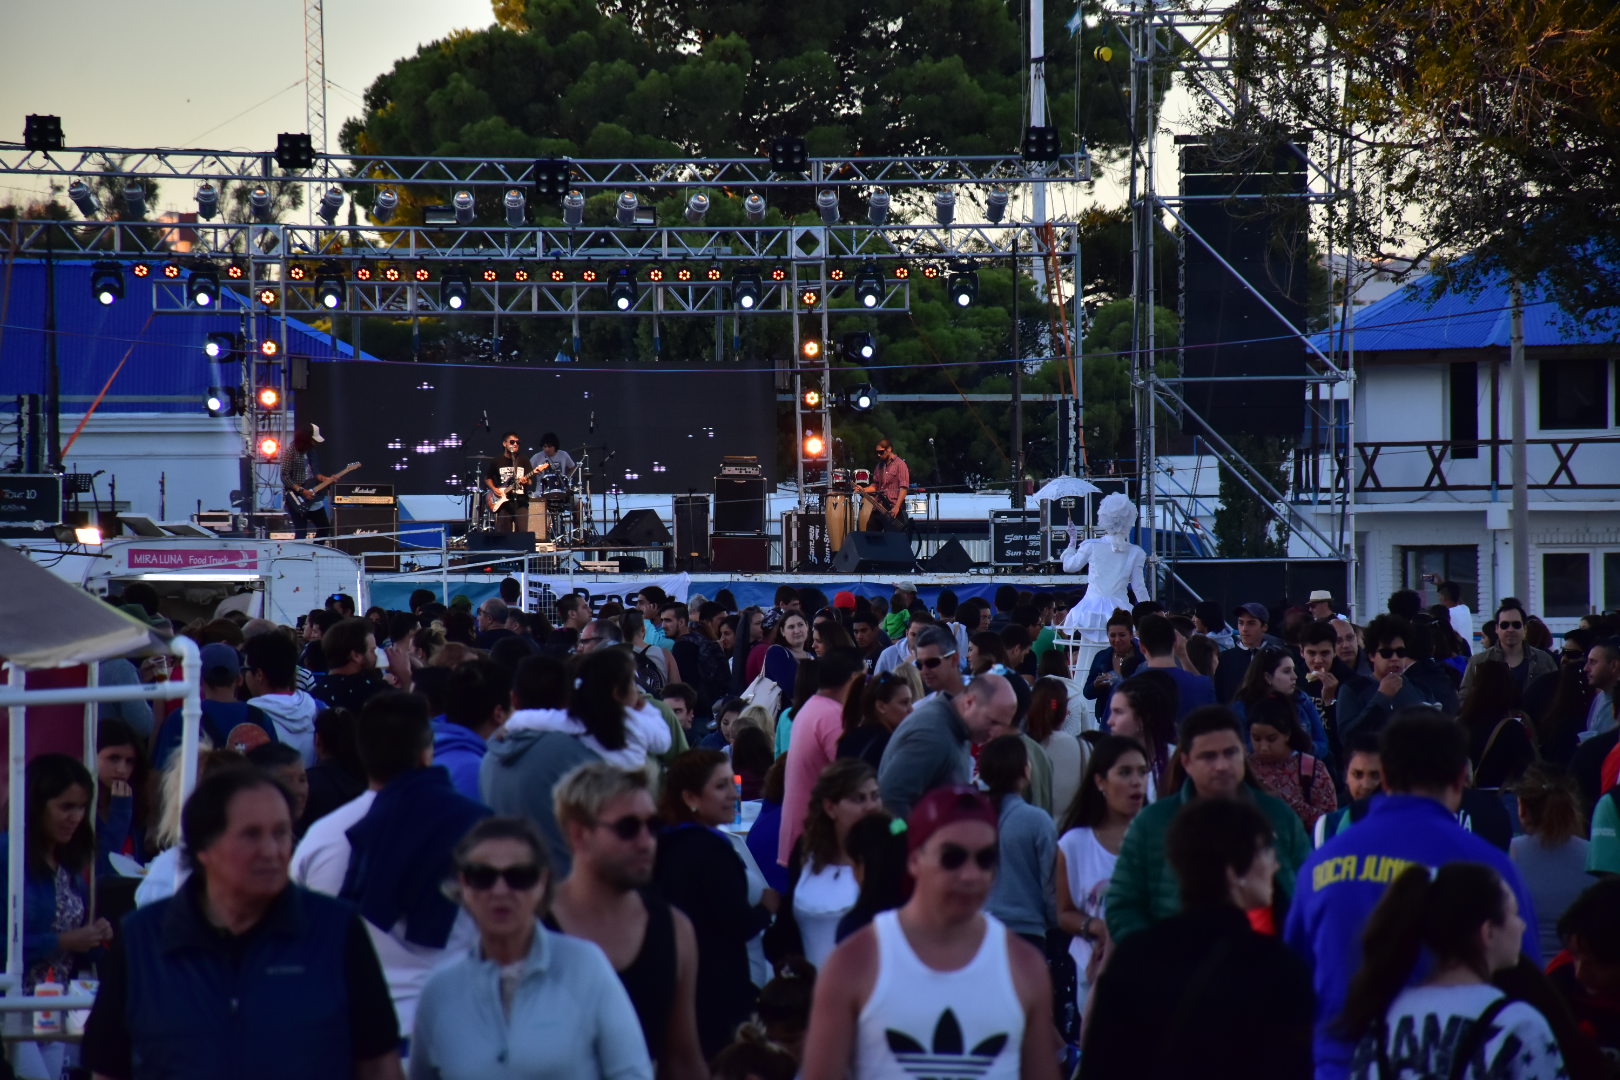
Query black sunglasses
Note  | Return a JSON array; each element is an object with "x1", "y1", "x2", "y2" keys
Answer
[
  {"x1": 460, "y1": 863, "x2": 543, "y2": 891},
  {"x1": 597, "y1": 813, "x2": 664, "y2": 841},
  {"x1": 918, "y1": 655, "x2": 956, "y2": 669},
  {"x1": 1497, "y1": 620, "x2": 1524, "y2": 630},
  {"x1": 937, "y1": 843, "x2": 998, "y2": 872},
  {"x1": 1375, "y1": 647, "x2": 1409, "y2": 659}
]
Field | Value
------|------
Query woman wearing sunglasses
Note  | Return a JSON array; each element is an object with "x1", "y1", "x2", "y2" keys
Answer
[
  {"x1": 654, "y1": 750, "x2": 780, "y2": 1059},
  {"x1": 1336, "y1": 615, "x2": 1452, "y2": 747},
  {"x1": 409, "y1": 816, "x2": 652, "y2": 1080}
]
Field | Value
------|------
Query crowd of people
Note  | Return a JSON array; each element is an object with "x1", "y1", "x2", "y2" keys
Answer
[{"x1": 5, "y1": 577, "x2": 1619, "y2": 1079}]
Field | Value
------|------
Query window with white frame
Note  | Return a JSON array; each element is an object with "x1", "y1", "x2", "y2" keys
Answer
[{"x1": 1541, "y1": 548, "x2": 1620, "y2": 619}]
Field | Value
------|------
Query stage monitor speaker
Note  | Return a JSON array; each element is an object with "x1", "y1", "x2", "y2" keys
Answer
[
  {"x1": 467, "y1": 530, "x2": 535, "y2": 552},
  {"x1": 924, "y1": 537, "x2": 975, "y2": 573},
  {"x1": 672, "y1": 495, "x2": 710, "y2": 571},
  {"x1": 832, "y1": 531, "x2": 917, "y2": 573},
  {"x1": 616, "y1": 556, "x2": 649, "y2": 573},
  {"x1": 711, "y1": 534, "x2": 770, "y2": 572},
  {"x1": 714, "y1": 476, "x2": 766, "y2": 534},
  {"x1": 604, "y1": 508, "x2": 671, "y2": 546}
]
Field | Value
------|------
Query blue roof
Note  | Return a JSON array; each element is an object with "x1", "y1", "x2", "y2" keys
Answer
[
  {"x1": 1308, "y1": 264, "x2": 1620, "y2": 355},
  {"x1": 0, "y1": 259, "x2": 378, "y2": 413}
]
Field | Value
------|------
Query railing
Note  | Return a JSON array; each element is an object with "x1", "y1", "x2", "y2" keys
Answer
[{"x1": 1292, "y1": 438, "x2": 1620, "y2": 496}]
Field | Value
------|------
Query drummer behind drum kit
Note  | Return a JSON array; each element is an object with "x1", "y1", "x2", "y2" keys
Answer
[{"x1": 456, "y1": 442, "x2": 600, "y2": 548}]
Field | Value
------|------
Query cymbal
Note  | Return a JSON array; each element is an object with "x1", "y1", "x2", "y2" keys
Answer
[{"x1": 466, "y1": 453, "x2": 496, "y2": 461}]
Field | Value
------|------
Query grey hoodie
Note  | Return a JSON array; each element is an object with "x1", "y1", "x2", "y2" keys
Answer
[
  {"x1": 248, "y1": 690, "x2": 321, "y2": 765},
  {"x1": 479, "y1": 715, "x2": 601, "y2": 878}
]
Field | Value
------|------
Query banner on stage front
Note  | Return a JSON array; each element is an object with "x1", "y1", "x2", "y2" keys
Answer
[{"x1": 525, "y1": 573, "x2": 690, "y2": 611}]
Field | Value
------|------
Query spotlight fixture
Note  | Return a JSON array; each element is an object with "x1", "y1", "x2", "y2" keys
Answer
[
  {"x1": 131, "y1": 263, "x2": 151, "y2": 279},
  {"x1": 503, "y1": 188, "x2": 526, "y2": 227},
  {"x1": 855, "y1": 262, "x2": 883, "y2": 309},
  {"x1": 562, "y1": 190, "x2": 585, "y2": 226},
  {"x1": 800, "y1": 338, "x2": 823, "y2": 364},
  {"x1": 609, "y1": 267, "x2": 637, "y2": 311},
  {"x1": 67, "y1": 179, "x2": 100, "y2": 218},
  {"x1": 122, "y1": 182, "x2": 146, "y2": 219},
  {"x1": 205, "y1": 387, "x2": 240, "y2": 417},
  {"x1": 770, "y1": 136, "x2": 808, "y2": 173},
  {"x1": 800, "y1": 289, "x2": 819, "y2": 308},
  {"x1": 867, "y1": 188, "x2": 890, "y2": 226},
  {"x1": 985, "y1": 184, "x2": 1009, "y2": 224},
  {"x1": 413, "y1": 266, "x2": 432, "y2": 282},
  {"x1": 316, "y1": 186, "x2": 343, "y2": 225},
  {"x1": 705, "y1": 265, "x2": 723, "y2": 281},
  {"x1": 354, "y1": 263, "x2": 374, "y2": 282},
  {"x1": 163, "y1": 263, "x2": 182, "y2": 280},
  {"x1": 732, "y1": 268, "x2": 761, "y2": 310},
  {"x1": 187, "y1": 267, "x2": 219, "y2": 308},
  {"x1": 534, "y1": 158, "x2": 571, "y2": 201},
  {"x1": 258, "y1": 436, "x2": 281, "y2": 459},
  {"x1": 647, "y1": 267, "x2": 665, "y2": 283},
  {"x1": 452, "y1": 190, "x2": 475, "y2": 226},
  {"x1": 1023, "y1": 124, "x2": 1061, "y2": 163},
  {"x1": 676, "y1": 267, "x2": 693, "y2": 282},
  {"x1": 480, "y1": 266, "x2": 499, "y2": 283},
  {"x1": 769, "y1": 267, "x2": 787, "y2": 283},
  {"x1": 287, "y1": 265, "x2": 308, "y2": 282},
  {"x1": 933, "y1": 190, "x2": 956, "y2": 227},
  {"x1": 441, "y1": 270, "x2": 471, "y2": 310},
  {"x1": 249, "y1": 185, "x2": 272, "y2": 223},
  {"x1": 195, "y1": 182, "x2": 219, "y2": 220},
  {"x1": 89, "y1": 262, "x2": 123, "y2": 306},
  {"x1": 801, "y1": 387, "x2": 824, "y2": 411},
  {"x1": 684, "y1": 192, "x2": 710, "y2": 225},
  {"x1": 372, "y1": 188, "x2": 398, "y2": 224},
  {"x1": 275, "y1": 132, "x2": 315, "y2": 170},
  {"x1": 816, "y1": 189, "x2": 839, "y2": 226},
  {"x1": 512, "y1": 264, "x2": 531, "y2": 283},
  {"x1": 204, "y1": 332, "x2": 242, "y2": 362},
  {"x1": 615, "y1": 192, "x2": 638, "y2": 227},
  {"x1": 802, "y1": 431, "x2": 827, "y2": 459},
  {"x1": 259, "y1": 339, "x2": 280, "y2": 357},
  {"x1": 383, "y1": 266, "x2": 401, "y2": 282},
  {"x1": 849, "y1": 383, "x2": 876, "y2": 412},
  {"x1": 948, "y1": 260, "x2": 979, "y2": 308},
  {"x1": 314, "y1": 264, "x2": 345, "y2": 309},
  {"x1": 256, "y1": 386, "x2": 281, "y2": 409},
  {"x1": 843, "y1": 332, "x2": 877, "y2": 362},
  {"x1": 257, "y1": 287, "x2": 277, "y2": 306},
  {"x1": 743, "y1": 193, "x2": 767, "y2": 224},
  {"x1": 893, "y1": 265, "x2": 910, "y2": 280},
  {"x1": 23, "y1": 114, "x2": 64, "y2": 151}
]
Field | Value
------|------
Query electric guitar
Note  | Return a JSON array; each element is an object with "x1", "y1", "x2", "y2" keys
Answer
[
  {"x1": 287, "y1": 461, "x2": 361, "y2": 513},
  {"x1": 486, "y1": 461, "x2": 549, "y2": 513}
]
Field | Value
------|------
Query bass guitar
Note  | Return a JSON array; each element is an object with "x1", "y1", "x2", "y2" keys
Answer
[
  {"x1": 486, "y1": 461, "x2": 549, "y2": 513},
  {"x1": 288, "y1": 461, "x2": 361, "y2": 513}
]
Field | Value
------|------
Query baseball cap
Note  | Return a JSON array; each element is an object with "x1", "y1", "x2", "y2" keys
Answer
[
  {"x1": 449, "y1": 594, "x2": 473, "y2": 610},
  {"x1": 906, "y1": 785, "x2": 998, "y2": 854},
  {"x1": 833, "y1": 590, "x2": 858, "y2": 610},
  {"x1": 309, "y1": 423, "x2": 325, "y2": 444},
  {"x1": 1233, "y1": 602, "x2": 1271, "y2": 624},
  {"x1": 1308, "y1": 590, "x2": 1334, "y2": 604},
  {"x1": 891, "y1": 581, "x2": 920, "y2": 595},
  {"x1": 199, "y1": 642, "x2": 241, "y2": 679}
]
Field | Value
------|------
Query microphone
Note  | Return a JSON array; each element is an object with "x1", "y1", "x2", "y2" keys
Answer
[
  {"x1": 482, "y1": 409, "x2": 490, "y2": 432},
  {"x1": 589, "y1": 410, "x2": 596, "y2": 434}
]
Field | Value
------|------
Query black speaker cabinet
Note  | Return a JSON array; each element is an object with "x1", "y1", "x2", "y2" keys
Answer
[
  {"x1": 924, "y1": 537, "x2": 975, "y2": 573},
  {"x1": 710, "y1": 534, "x2": 771, "y2": 572},
  {"x1": 603, "y1": 508, "x2": 671, "y2": 546},
  {"x1": 714, "y1": 475, "x2": 766, "y2": 534},
  {"x1": 672, "y1": 495, "x2": 710, "y2": 571},
  {"x1": 832, "y1": 531, "x2": 917, "y2": 573},
  {"x1": 467, "y1": 530, "x2": 536, "y2": 552},
  {"x1": 330, "y1": 484, "x2": 398, "y2": 572}
]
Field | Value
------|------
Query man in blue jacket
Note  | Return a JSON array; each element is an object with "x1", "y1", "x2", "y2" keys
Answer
[
  {"x1": 430, "y1": 658, "x2": 509, "y2": 801},
  {"x1": 1283, "y1": 708, "x2": 1540, "y2": 1080}
]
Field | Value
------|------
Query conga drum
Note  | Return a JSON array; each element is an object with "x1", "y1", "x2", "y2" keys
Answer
[
  {"x1": 857, "y1": 494, "x2": 877, "y2": 532},
  {"x1": 826, "y1": 493, "x2": 854, "y2": 552}
]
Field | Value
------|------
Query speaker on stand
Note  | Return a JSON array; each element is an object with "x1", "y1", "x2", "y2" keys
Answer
[{"x1": 672, "y1": 495, "x2": 710, "y2": 572}]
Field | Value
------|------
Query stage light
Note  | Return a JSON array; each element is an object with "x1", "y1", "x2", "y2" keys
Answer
[
  {"x1": 843, "y1": 332, "x2": 876, "y2": 361},
  {"x1": 275, "y1": 132, "x2": 315, "y2": 170},
  {"x1": 73, "y1": 525, "x2": 103, "y2": 546},
  {"x1": 513, "y1": 264, "x2": 531, "y2": 282},
  {"x1": 733, "y1": 268, "x2": 761, "y2": 310},
  {"x1": 676, "y1": 267, "x2": 693, "y2": 282},
  {"x1": 800, "y1": 288, "x2": 819, "y2": 308},
  {"x1": 441, "y1": 270, "x2": 470, "y2": 310},
  {"x1": 562, "y1": 190, "x2": 584, "y2": 226},
  {"x1": 287, "y1": 264, "x2": 308, "y2": 282},
  {"x1": 933, "y1": 190, "x2": 956, "y2": 227},
  {"x1": 257, "y1": 386, "x2": 281, "y2": 409},
  {"x1": 188, "y1": 182, "x2": 218, "y2": 221},
  {"x1": 188, "y1": 267, "x2": 219, "y2": 308},
  {"x1": 801, "y1": 387, "x2": 824, "y2": 410},
  {"x1": 316, "y1": 186, "x2": 343, "y2": 225},
  {"x1": 257, "y1": 287, "x2": 277, "y2": 306},
  {"x1": 800, "y1": 338, "x2": 822, "y2": 363},
  {"x1": 503, "y1": 188, "x2": 526, "y2": 227},
  {"x1": 68, "y1": 179, "x2": 100, "y2": 218},
  {"x1": 816, "y1": 189, "x2": 839, "y2": 226},
  {"x1": 684, "y1": 192, "x2": 709, "y2": 224},
  {"x1": 249, "y1": 185, "x2": 272, "y2": 223},
  {"x1": 259, "y1": 339, "x2": 279, "y2": 357},
  {"x1": 867, "y1": 188, "x2": 890, "y2": 226},
  {"x1": 354, "y1": 263, "x2": 374, "y2": 282},
  {"x1": 580, "y1": 268, "x2": 600, "y2": 283},
  {"x1": 615, "y1": 192, "x2": 638, "y2": 227},
  {"x1": 893, "y1": 265, "x2": 910, "y2": 280},
  {"x1": 771, "y1": 136, "x2": 808, "y2": 173},
  {"x1": 132, "y1": 262, "x2": 151, "y2": 278},
  {"x1": 609, "y1": 267, "x2": 637, "y2": 311},
  {"x1": 314, "y1": 264, "x2": 345, "y2": 309},
  {"x1": 534, "y1": 158, "x2": 571, "y2": 201},
  {"x1": 985, "y1": 184, "x2": 1009, "y2": 224},
  {"x1": 383, "y1": 266, "x2": 401, "y2": 282},
  {"x1": 205, "y1": 387, "x2": 239, "y2": 417},
  {"x1": 122, "y1": 182, "x2": 146, "y2": 219},
  {"x1": 849, "y1": 384, "x2": 875, "y2": 412},
  {"x1": 413, "y1": 267, "x2": 432, "y2": 282},
  {"x1": 855, "y1": 262, "x2": 883, "y2": 309},
  {"x1": 922, "y1": 264, "x2": 942, "y2": 279},
  {"x1": 225, "y1": 264, "x2": 245, "y2": 281},
  {"x1": 258, "y1": 436, "x2": 281, "y2": 459},
  {"x1": 706, "y1": 265, "x2": 723, "y2": 281},
  {"x1": 1023, "y1": 124, "x2": 1061, "y2": 163},
  {"x1": 90, "y1": 262, "x2": 123, "y2": 306},
  {"x1": 549, "y1": 267, "x2": 566, "y2": 282},
  {"x1": 372, "y1": 188, "x2": 398, "y2": 224},
  {"x1": 743, "y1": 193, "x2": 766, "y2": 224},
  {"x1": 453, "y1": 190, "x2": 475, "y2": 226},
  {"x1": 647, "y1": 267, "x2": 665, "y2": 283},
  {"x1": 802, "y1": 432, "x2": 826, "y2": 459},
  {"x1": 769, "y1": 267, "x2": 787, "y2": 283},
  {"x1": 828, "y1": 266, "x2": 846, "y2": 282},
  {"x1": 204, "y1": 332, "x2": 241, "y2": 362},
  {"x1": 481, "y1": 266, "x2": 499, "y2": 283},
  {"x1": 948, "y1": 261, "x2": 978, "y2": 307},
  {"x1": 24, "y1": 114, "x2": 63, "y2": 151}
]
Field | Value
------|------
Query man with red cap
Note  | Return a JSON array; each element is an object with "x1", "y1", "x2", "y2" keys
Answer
[{"x1": 800, "y1": 785, "x2": 1059, "y2": 1080}]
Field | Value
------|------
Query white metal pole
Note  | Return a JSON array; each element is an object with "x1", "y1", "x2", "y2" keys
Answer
[
  {"x1": 176, "y1": 636, "x2": 203, "y2": 803},
  {"x1": 1029, "y1": 0, "x2": 1049, "y2": 292},
  {"x1": 1510, "y1": 281, "x2": 1530, "y2": 601},
  {"x1": 6, "y1": 662, "x2": 26, "y2": 995}
]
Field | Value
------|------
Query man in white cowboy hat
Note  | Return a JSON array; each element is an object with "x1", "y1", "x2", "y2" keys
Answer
[{"x1": 1307, "y1": 589, "x2": 1342, "y2": 622}]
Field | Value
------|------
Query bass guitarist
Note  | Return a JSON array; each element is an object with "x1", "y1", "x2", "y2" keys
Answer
[
  {"x1": 484, "y1": 431, "x2": 536, "y2": 533},
  {"x1": 280, "y1": 422, "x2": 334, "y2": 539},
  {"x1": 860, "y1": 436, "x2": 911, "y2": 532}
]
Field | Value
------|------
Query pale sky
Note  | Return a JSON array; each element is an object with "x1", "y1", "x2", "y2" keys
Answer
[{"x1": 0, "y1": 0, "x2": 494, "y2": 211}]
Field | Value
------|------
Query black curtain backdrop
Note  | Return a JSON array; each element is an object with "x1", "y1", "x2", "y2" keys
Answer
[{"x1": 299, "y1": 361, "x2": 778, "y2": 498}]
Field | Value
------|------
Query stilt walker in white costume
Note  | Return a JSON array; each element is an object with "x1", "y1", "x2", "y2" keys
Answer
[{"x1": 1058, "y1": 493, "x2": 1149, "y2": 678}]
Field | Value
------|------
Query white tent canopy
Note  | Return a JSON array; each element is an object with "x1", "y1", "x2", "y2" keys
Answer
[{"x1": 0, "y1": 544, "x2": 162, "y2": 668}]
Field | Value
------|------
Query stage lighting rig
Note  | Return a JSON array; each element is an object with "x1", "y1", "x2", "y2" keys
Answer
[
  {"x1": 867, "y1": 189, "x2": 890, "y2": 226},
  {"x1": 948, "y1": 260, "x2": 979, "y2": 307},
  {"x1": 534, "y1": 159, "x2": 571, "y2": 201},
  {"x1": 122, "y1": 182, "x2": 146, "y2": 219},
  {"x1": 275, "y1": 133, "x2": 315, "y2": 169},
  {"x1": 316, "y1": 186, "x2": 343, "y2": 225},
  {"x1": 204, "y1": 332, "x2": 242, "y2": 362},
  {"x1": 933, "y1": 190, "x2": 956, "y2": 226},
  {"x1": 848, "y1": 384, "x2": 876, "y2": 412},
  {"x1": 855, "y1": 262, "x2": 883, "y2": 309},
  {"x1": 816, "y1": 189, "x2": 839, "y2": 225},
  {"x1": 771, "y1": 136, "x2": 807, "y2": 173},
  {"x1": 258, "y1": 436, "x2": 281, "y2": 459},
  {"x1": 615, "y1": 192, "x2": 638, "y2": 227},
  {"x1": 743, "y1": 193, "x2": 767, "y2": 224},
  {"x1": 801, "y1": 387, "x2": 824, "y2": 411},
  {"x1": 685, "y1": 193, "x2": 709, "y2": 224},
  {"x1": 314, "y1": 264, "x2": 346, "y2": 310},
  {"x1": 801, "y1": 431, "x2": 827, "y2": 459},
  {"x1": 249, "y1": 186, "x2": 273, "y2": 223},
  {"x1": 23, "y1": 114, "x2": 63, "y2": 151},
  {"x1": 562, "y1": 190, "x2": 585, "y2": 226},
  {"x1": 733, "y1": 268, "x2": 761, "y2": 310},
  {"x1": 195, "y1": 182, "x2": 219, "y2": 220},
  {"x1": 799, "y1": 338, "x2": 823, "y2": 365},
  {"x1": 188, "y1": 267, "x2": 219, "y2": 308},
  {"x1": 1023, "y1": 124, "x2": 1061, "y2": 163},
  {"x1": 256, "y1": 386, "x2": 281, "y2": 410},
  {"x1": 441, "y1": 270, "x2": 471, "y2": 310},
  {"x1": 504, "y1": 188, "x2": 526, "y2": 227},
  {"x1": 609, "y1": 267, "x2": 638, "y2": 311},
  {"x1": 205, "y1": 387, "x2": 241, "y2": 417},
  {"x1": 985, "y1": 184, "x2": 1009, "y2": 223},
  {"x1": 453, "y1": 190, "x2": 475, "y2": 226},
  {"x1": 372, "y1": 188, "x2": 398, "y2": 224},
  {"x1": 90, "y1": 262, "x2": 123, "y2": 306},
  {"x1": 843, "y1": 333, "x2": 877, "y2": 362},
  {"x1": 67, "y1": 179, "x2": 99, "y2": 218}
]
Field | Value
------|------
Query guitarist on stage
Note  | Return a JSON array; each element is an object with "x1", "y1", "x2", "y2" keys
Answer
[
  {"x1": 860, "y1": 436, "x2": 911, "y2": 532},
  {"x1": 484, "y1": 431, "x2": 534, "y2": 533},
  {"x1": 280, "y1": 422, "x2": 334, "y2": 539}
]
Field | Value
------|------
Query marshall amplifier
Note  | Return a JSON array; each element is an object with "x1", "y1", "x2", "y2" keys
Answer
[{"x1": 330, "y1": 483, "x2": 398, "y2": 571}]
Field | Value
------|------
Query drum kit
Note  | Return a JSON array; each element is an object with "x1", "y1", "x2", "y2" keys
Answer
[
  {"x1": 459, "y1": 443, "x2": 601, "y2": 546},
  {"x1": 825, "y1": 468, "x2": 884, "y2": 552}
]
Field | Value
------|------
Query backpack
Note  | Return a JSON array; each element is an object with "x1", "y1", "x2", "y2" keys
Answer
[{"x1": 633, "y1": 645, "x2": 666, "y2": 695}]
